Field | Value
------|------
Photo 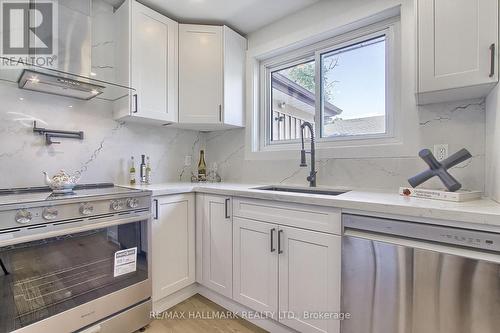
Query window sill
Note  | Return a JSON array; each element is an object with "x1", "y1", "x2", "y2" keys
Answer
[{"x1": 246, "y1": 137, "x2": 418, "y2": 161}]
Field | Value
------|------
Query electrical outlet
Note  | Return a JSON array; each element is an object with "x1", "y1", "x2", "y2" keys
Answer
[
  {"x1": 184, "y1": 155, "x2": 192, "y2": 167},
  {"x1": 434, "y1": 144, "x2": 449, "y2": 162}
]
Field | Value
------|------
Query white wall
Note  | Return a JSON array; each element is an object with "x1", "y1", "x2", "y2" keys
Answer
[
  {"x1": 486, "y1": 85, "x2": 500, "y2": 202},
  {"x1": 0, "y1": 0, "x2": 488, "y2": 193},
  {"x1": 0, "y1": 0, "x2": 202, "y2": 189},
  {"x1": 0, "y1": 83, "x2": 201, "y2": 188},
  {"x1": 248, "y1": 0, "x2": 402, "y2": 53},
  {"x1": 205, "y1": 0, "x2": 487, "y2": 192},
  {"x1": 206, "y1": 99, "x2": 485, "y2": 190}
]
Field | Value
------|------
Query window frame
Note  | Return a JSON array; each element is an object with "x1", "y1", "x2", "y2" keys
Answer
[{"x1": 258, "y1": 18, "x2": 399, "y2": 152}]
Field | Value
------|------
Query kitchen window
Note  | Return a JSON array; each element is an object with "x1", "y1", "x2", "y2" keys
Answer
[{"x1": 258, "y1": 19, "x2": 398, "y2": 151}]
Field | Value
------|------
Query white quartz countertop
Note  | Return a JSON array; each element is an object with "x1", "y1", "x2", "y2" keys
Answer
[{"x1": 125, "y1": 183, "x2": 500, "y2": 230}]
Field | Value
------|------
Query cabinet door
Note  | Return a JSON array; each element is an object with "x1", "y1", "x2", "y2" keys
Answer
[
  {"x1": 278, "y1": 226, "x2": 341, "y2": 333},
  {"x1": 418, "y1": 0, "x2": 498, "y2": 93},
  {"x1": 233, "y1": 217, "x2": 278, "y2": 316},
  {"x1": 131, "y1": 1, "x2": 178, "y2": 122},
  {"x1": 222, "y1": 26, "x2": 246, "y2": 127},
  {"x1": 202, "y1": 195, "x2": 233, "y2": 298},
  {"x1": 152, "y1": 194, "x2": 195, "y2": 301},
  {"x1": 179, "y1": 24, "x2": 223, "y2": 124}
]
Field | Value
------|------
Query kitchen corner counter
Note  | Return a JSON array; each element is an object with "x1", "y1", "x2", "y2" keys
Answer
[{"x1": 123, "y1": 183, "x2": 500, "y2": 230}]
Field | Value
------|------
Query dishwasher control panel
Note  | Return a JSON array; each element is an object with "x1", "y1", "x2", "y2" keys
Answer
[
  {"x1": 438, "y1": 232, "x2": 495, "y2": 249},
  {"x1": 343, "y1": 214, "x2": 500, "y2": 252}
]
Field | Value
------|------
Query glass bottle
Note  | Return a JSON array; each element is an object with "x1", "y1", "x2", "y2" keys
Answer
[
  {"x1": 208, "y1": 162, "x2": 222, "y2": 183},
  {"x1": 129, "y1": 156, "x2": 136, "y2": 185},
  {"x1": 197, "y1": 150, "x2": 207, "y2": 182},
  {"x1": 146, "y1": 156, "x2": 152, "y2": 184},
  {"x1": 140, "y1": 155, "x2": 146, "y2": 184}
]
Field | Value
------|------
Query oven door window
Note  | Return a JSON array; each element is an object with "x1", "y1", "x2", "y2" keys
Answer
[{"x1": 0, "y1": 220, "x2": 148, "y2": 332}]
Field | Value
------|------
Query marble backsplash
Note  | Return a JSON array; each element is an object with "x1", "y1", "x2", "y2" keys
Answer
[
  {"x1": 0, "y1": 79, "x2": 486, "y2": 192},
  {"x1": 204, "y1": 99, "x2": 486, "y2": 192},
  {"x1": 0, "y1": 83, "x2": 202, "y2": 188}
]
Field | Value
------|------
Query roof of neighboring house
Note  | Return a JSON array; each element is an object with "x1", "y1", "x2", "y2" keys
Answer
[
  {"x1": 272, "y1": 73, "x2": 342, "y2": 117},
  {"x1": 323, "y1": 115, "x2": 386, "y2": 137}
]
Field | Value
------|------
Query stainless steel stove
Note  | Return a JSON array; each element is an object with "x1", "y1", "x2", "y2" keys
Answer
[{"x1": 0, "y1": 184, "x2": 153, "y2": 333}]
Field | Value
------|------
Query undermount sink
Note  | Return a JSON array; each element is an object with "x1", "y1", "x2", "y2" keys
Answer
[{"x1": 254, "y1": 186, "x2": 349, "y2": 196}]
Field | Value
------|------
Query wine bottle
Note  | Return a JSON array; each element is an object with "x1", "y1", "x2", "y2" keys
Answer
[
  {"x1": 129, "y1": 156, "x2": 136, "y2": 185},
  {"x1": 140, "y1": 155, "x2": 146, "y2": 184},
  {"x1": 197, "y1": 150, "x2": 207, "y2": 182},
  {"x1": 146, "y1": 156, "x2": 152, "y2": 184}
]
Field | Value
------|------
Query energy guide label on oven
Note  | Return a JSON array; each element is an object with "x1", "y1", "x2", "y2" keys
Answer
[{"x1": 114, "y1": 247, "x2": 137, "y2": 277}]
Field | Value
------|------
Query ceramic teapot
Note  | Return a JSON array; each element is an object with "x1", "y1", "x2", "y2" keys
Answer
[{"x1": 43, "y1": 170, "x2": 80, "y2": 193}]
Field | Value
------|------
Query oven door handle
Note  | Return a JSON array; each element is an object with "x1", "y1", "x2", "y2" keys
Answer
[
  {"x1": 344, "y1": 229, "x2": 500, "y2": 265},
  {"x1": 0, "y1": 213, "x2": 152, "y2": 248}
]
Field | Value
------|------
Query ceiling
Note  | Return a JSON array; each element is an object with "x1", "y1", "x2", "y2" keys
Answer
[{"x1": 134, "y1": 0, "x2": 322, "y2": 35}]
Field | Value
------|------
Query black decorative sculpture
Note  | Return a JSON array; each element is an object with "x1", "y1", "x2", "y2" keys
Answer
[{"x1": 408, "y1": 148, "x2": 472, "y2": 192}]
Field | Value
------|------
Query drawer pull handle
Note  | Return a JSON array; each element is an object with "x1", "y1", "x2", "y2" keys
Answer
[
  {"x1": 225, "y1": 198, "x2": 230, "y2": 219},
  {"x1": 133, "y1": 94, "x2": 138, "y2": 113},
  {"x1": 153, "y1": 199, "x2": 159, "y2": 220},
  {"x1": 490, "y1": 43, "x2": 496, "y2": 78},
  {"x1": 270, "y1": 228, "x2": 276, "y2": 252},
  {"x1": 278, "y1": 229, "x2": 284, "y2": 254}
]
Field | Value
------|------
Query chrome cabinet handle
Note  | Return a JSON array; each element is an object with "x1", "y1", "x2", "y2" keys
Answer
[
  {"x1": 490, "y1": 43, "x2": 496, "y2": 78},
  {"x1": 278, "y1": 229, "x2": 283, "y2": 254},
  {"x1": 225, "y1": 198, "x2": 230, "y2": 219},
  {"x1": 153, "y1": 199, "x2": 159, "y2": 220},
  {"x1": 270, "y1": 228, "x2": 276, "y2": 252},
  {"x1": 219, "y1": 105, "x2": 222, "y2": 122},
  {"x1": 133, "y1": 94, "x2": 138, "y2": 113}
]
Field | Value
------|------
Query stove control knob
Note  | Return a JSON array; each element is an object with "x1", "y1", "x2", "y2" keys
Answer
[
  {"x1": 79, "y1": 203, "x2": 94, "y2": 215},
  {"x1": 110, "y1": 200, "x2": 125, "y2": 211},
  {"x1": 15, "y1": 209, "x2": 32, "y2": 224},
  {"x1": 42, "y1": 207, "x2": 58, "y2": 220},
  {"x1": 127, "y1": 198, "x2": 139, "y2": 209}
]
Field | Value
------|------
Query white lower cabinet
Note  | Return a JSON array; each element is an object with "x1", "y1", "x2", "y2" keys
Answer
[
  {"x1": 196, "y1": 196, "x2": 342, "y2": 333},
  {"x1": 278, "y1": 226, "x2": 341, "y2": 333},
  {"x1": 200, "y1": 195, "x2": 233, "y2": 298},
  {"x1": 232, "y1": 199, "x2": 342, "y2": 333},
  {"x1": 233, "y1": 217, "x2": 279, "y2": 316},
  {"x1": 152, "y1": 194, "x2": 195, "y2": 302}
]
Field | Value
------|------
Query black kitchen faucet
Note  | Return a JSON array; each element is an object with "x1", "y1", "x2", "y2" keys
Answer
[{"x1": 300, "y1": 121, "x2": 317, "y2": 187}]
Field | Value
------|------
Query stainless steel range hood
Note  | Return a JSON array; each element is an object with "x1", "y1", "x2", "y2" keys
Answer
[
  {"x1": 0, "y1": 0, "x2": 133, "y2": 101},
  {"x1": 18, "y1": 69, "x2": 105, "y2": 100}
]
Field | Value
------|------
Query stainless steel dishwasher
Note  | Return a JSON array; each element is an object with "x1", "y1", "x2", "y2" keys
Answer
[{"x1": 341, "y1": 214, "x2": 500, "y2": 333}]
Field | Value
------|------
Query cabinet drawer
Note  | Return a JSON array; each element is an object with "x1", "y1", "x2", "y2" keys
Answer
[{"x1": 232, "y1": 197, "x2": 341, "y2": 235}]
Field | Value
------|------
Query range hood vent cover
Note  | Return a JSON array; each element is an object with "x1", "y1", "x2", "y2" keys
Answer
[
  {"x1": 0, "y1": 0, "x2": 136, "y2": 101},
  {"x1": 0, "y1": 57, "x2": 134, "y2": 101},
  {"x1": 19, "y1": 69, "x2": 104, "y2": 100}
]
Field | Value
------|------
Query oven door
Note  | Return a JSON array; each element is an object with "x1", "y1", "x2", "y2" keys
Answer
[{"x1": 0, "y1": 212, "x2": 151, "y2": 333}]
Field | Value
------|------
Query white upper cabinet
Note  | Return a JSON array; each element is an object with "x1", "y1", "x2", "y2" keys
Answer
[
  {"x1": 113, "y1": 0, "x2": 178, "y2": 123},
  {"x1": 417, "y1": 0, "x2": 498, "y2": 104},
  {"x1": 179, "y1": 24, "x2": 247, "y2": 130}
]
